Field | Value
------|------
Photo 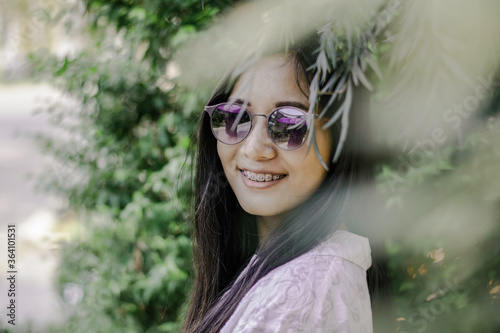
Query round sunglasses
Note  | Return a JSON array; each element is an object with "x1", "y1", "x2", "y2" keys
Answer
[{"x1": 204, "y1": 103, "x2": 316, "y2": 150}]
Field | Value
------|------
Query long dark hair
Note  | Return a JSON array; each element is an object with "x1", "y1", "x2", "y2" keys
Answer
[{"x1": 182, "y1": 37, "x2": 383, "y2": 333}]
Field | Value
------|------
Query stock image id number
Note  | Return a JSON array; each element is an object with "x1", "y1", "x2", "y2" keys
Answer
[{"x1": 7, "y1": 225, "x2": 16, "y2": 270}]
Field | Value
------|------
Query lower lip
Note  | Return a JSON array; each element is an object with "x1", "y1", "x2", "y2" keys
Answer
[{"x1": 240, "y1": 171, "x2": 286, "y2": 189}]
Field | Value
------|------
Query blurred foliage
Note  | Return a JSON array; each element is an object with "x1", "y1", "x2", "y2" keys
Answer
[
  {"x1": 28, "y1": 0, "x2": 236, "y2": 332},
  {"x1": 27, "y1": 0, "x2": 500, "y2": 332},
  {"x1": 377, "y1": 89, "x2": 500, "y2": 332}
]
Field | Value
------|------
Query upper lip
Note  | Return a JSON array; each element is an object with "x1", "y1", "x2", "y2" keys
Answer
[{"x1": 239, "y1": 168, "x2": 287, "y2": 175}]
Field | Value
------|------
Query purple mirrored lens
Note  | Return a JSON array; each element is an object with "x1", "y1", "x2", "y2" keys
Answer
[
  {"x1": 211, "y1": 104, "x2": 251, "y2": 144},
  {"x1": 268, "y1": 108, "x2": 307, "y2": 150}
]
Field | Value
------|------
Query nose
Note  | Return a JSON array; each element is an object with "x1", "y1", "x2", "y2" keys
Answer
[{"x1": 239, "y1": 116, "x2": 277, "y2": 160}]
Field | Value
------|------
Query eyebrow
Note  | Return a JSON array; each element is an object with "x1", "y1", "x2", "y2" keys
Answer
[
  {"x1": 232, "y1": 99, "x2": 309, "y2": 111},
  {"x1": 275, "y1": 101, "x2": 309, "y2": 111}
]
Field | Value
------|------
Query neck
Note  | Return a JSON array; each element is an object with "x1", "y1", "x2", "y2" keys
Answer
[
  {"x1": 256, "y1": 215, "x2": 283, "y2": 243},
  {"x1": 256, "y1": 216, "x2": 349, "y2": 244}
]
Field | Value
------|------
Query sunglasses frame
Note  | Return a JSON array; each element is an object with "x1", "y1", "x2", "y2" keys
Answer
[{"x1": 204, "y1": 103, "x2": 318, "y2": 150}]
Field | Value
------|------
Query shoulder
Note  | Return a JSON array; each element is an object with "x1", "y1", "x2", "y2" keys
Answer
[
  {"x1": 221, "y1": 231, "x2": 373, "y2": 333},
  {"x1": 308, "y1": 229, "x2": 372, "y2": 271}
]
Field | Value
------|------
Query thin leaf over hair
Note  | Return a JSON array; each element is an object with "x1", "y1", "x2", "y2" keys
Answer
[
  {"x1": 333, "y1": 78, "x2": 353, "y2": 162},
  {"x1": 353, "y1": 61, "x2": 373, "y2": 91},
  {"x1": 312, "y1": 124, "x2": 330, "y2": 171}
]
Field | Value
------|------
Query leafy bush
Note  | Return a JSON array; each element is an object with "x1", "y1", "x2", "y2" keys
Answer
[{"x1": 29, "y1": 1, "x2": 235, "y2": 332}]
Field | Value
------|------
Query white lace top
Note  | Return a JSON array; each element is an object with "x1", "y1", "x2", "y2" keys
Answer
[{"x1": 220, "y1": 230, "x2": 373, "y2": 333}]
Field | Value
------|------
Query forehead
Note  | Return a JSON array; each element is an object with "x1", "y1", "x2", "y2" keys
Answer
[{"x1": 229, "y1": 56, "x2": 310, "y2": 105}]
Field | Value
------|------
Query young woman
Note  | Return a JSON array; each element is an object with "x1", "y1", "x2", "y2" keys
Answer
[{"x1": 182, "y1": 38, "x2": 376, "y2": 332}]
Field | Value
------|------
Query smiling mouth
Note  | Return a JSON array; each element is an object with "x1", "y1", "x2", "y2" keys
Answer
[{"x1": 241, "y1": 170, "x2": 287, "y2": 182}]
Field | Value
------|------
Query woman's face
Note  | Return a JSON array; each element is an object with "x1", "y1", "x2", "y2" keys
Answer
[{"x1": 217, "y1": 56, "x2": 333, "y2": 219}]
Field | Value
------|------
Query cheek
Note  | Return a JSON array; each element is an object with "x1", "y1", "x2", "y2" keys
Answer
[
  {"x1": 216, "y1": 141, "x2": 230, "y2": 167},
  {"x1": 217, "y1": 142, "x2": 238, "y2": 177},
  {"x1": 291, "y1": 127, "x2": 332, "y2": 191}
]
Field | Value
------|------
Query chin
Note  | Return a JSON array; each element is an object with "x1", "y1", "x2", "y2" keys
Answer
[
  {"x1": 238, "y1": 194, "x2": 307, "y2": 218},
  {"x1": 239, "y1": 200, "x2": 285, "y2": 217}
]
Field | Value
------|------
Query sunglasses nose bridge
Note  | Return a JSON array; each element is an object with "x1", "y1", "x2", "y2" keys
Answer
[
  {"x1": 247, "y1": 113, "x2": 270, "y2": 139},
  {"x1": 239, "y1": 113, "x2": 277, "y2": 158},
  {"x1": 250, "y1": 113, "x2": 274, "y2": 140},
  {"x1": 251, "y1": 114, "x2": 268, "y2": 120}
]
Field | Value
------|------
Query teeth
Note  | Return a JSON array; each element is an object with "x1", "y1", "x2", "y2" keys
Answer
[{"x1": 242, "y1": 170, "x2": 285, "y2": 182}]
